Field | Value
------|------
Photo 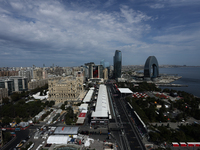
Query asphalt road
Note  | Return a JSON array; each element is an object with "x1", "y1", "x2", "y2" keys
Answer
[
  {"x1": 107, "y1": 83, "x2": 146, "y2": 150},
  {"x1": 6, "y1": 129, "x2": 30, "y2": 150},
  {"x1": 3, "y1": 124, "x2": 43, "y2": 150}
]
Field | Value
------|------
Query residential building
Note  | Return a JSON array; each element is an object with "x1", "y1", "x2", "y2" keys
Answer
[
  {"x1": 0, "y1": 76, "x2": 28, "y2": 95},
  {"x1": 18, "y1": 69, "x2": 32, "y2": 82}
]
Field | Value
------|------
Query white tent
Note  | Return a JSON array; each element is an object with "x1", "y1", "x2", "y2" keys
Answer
[
  {"x1": 118, "y1": 88, "x2": 133, "y2": 94},
  {"x1": 79, "y1": 104, "x2": 88, "y2": 111},
  {"x1": 83, "y1": 89, "x2": 94, "y2": 103},
  {"x1": 47, "y1": 135, "x2": 69, "y2": 144},
  {"x1": 91, "y1": 84, "x2": 110, "y2": 118}
]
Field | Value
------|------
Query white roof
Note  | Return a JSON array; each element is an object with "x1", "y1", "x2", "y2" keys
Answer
[
  {"x1": 172, "y1": 142, "x2": 179, "y2": 144},
  {"x1": 79, "y1": 104, "x2": 88, "y2": 111},
  {"x1": 83, "y1": 89, "x2": 94, "y2": 103},
  {"x1": 54, "y1": 127, "x2": 79, "y2": 135},
  {"x1": 76, "y1": 118, "x2": 85, "y2": 124},
  {"x1": 47, "y1": 135, "x2": 69, "y2": 144},
  {"x1": 33, "y1": 91, "x2": 49, "y2": 100},
  {"x1": 118, "y1": 88, "x2": 133, "y2": 93},
  {"x1": 84, "y1": 138, "x2": 94, "y2": 147},
  {"x1": 92, "y1": 111, "x2": 107, "y2": 118},
  {"x1": 91, "y1": 84, "x2": 110, "y2": 118},
  {"x1": 56, "y1": 109, "x2": 62, "y2": 114},
  {"x1": 81, "y1": 110, "x2": 87, "y2": 113}
]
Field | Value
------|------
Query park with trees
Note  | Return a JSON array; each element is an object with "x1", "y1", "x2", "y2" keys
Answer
[
  {"x1": 0, "y1": 84, "x2": 55, "y2": 126},
  {"x1": 117, "y1": 81, "x2": 200, "y2": 145}
]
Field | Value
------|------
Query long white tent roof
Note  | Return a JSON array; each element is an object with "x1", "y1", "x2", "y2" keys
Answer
[
  {"x1": 54, "y1": 127, "x2": 79, "y2": 135},
  {"x1": 83, "y1": 89, "x2": 94, "y2": 103},
  {"x1": 91, "y1": 84, "x2": 110, "y2": 118},
  {"x1": 47, "y1": 135, "x2": 69, "y2": 144},
  {"x1": 118, "y1": 88, "x2": 133, "y2": 93}
]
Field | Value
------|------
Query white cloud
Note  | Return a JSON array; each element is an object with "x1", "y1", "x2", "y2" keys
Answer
[
  {"x1": 0, "y1": 2, "x2": 152, "y2": 56},
  {"x1": 104, "y1": 0, "x2": 115, "y2": 8},
  {"x1": 120, "y1": 5, "x2": 151, "y2": 24},
  {"x1": 0, "y1": 0, "x2": 199, "y2": 66},
  {"x1": 153, "y1": 30, "x2": 200, "y2": 45},
  {"x1": 10, "y1": 1, "x2": 24, "y2": 10},
  {"x1": 150, "y1": 3, "x2": 164, "y2": 9}
]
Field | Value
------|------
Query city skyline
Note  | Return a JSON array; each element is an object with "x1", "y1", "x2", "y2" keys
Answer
[{"x1": 0, "y1": 0, "x2": 200, "y2": 67}]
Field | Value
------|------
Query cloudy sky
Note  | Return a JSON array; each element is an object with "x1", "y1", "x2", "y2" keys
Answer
[{"x1": 0, "y1": 0, "x2": 200, "y2": 67}]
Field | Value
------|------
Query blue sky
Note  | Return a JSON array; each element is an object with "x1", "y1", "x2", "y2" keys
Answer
[{"x1": 0, "y1": 0, "x2": 200, "y2": 67}]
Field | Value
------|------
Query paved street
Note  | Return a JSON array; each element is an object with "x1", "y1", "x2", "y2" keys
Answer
[
  {"x1": 107, "y1": 83, "x2": 146, "y2": 150},
  {"x1": 7, "y1": 129, "x2": 30, "y2": 150}
]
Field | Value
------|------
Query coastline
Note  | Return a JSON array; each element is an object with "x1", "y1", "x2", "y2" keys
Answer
[
  {"x1": 159, "y1": 67, "x2": 200, "y2": 98},
  {"x1": 134, "y1": 67, "x2": 200, "y2": 98}
]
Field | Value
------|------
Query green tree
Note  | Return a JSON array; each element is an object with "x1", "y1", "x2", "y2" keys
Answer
[
  {"x1": 166, "y1": 123, "x2": 170, "y2": 128},
  {"x1": 65, "y1": 106, "x2": 74, "y2": 125},
  {"x1": 2, "y1": 116, "x2": 12, "y2": 125},
  {"x1": 48, "y1": 101, "x2": 55, "y2": 107},
  {"x1": 61, "y1": 104, "x2": 65, "y2": 110},
  {"x1": 11, "y1": 92, "x2": 20, "y2": 102},
  {"x1": 3, "y1": 132, "x2": 11, "y2": 144},
  {"x1": 149, "y1": 131, "x2": 160, "y2": 143},
  {"x1": 33, "y1": 117, "x2": 37, "y2": 124},
  {"x1": 15, "y1": 117, "x2": 21, "y2": 124},
  {"x1": 2, "y1": 97, "x2": 10, "y2": 104},
  {"x1": 144, "y1": 107, "x2": 157, "y2": 122}
]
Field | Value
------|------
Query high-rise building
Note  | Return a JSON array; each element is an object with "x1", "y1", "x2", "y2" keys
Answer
[
  {"x1": 113, "y1": 50, "x2": 122, "y2": 79},
  {"x1": 85, "y1": 62, "x2": 95, "y2": 79},
  {"x1": 103, "y1": 68, "x2": 108, "y2": 80},
  {"x1": 18, "y1": 70, "x2": 32, "y2": 82},
  {"x1": 100, "y1": 59, "x2": 105, "y2": 67}
]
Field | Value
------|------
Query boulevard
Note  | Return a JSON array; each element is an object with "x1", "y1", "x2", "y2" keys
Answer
[{"x1": 107, "y1": 83, "x2": 146, "y2": 150}]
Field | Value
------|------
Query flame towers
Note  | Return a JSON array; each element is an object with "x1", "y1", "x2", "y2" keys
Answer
[{"x1": 113, "y1": 50, "x2": 122, "y2": 79}]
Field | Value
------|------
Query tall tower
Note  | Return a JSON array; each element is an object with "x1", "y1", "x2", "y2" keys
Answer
[{"x1": 113, "y1": 50, "x2": 122, "y2": 79}]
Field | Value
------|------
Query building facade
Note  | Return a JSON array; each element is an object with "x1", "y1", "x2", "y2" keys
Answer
[
  {"x1": 144, "y1": 56, "x2": 159, "y2": 79},
  {"x1": 28, "y1": 79, "x2": 48, "y2": 90},
  {"x1": 18, "y1": 70, "x2": 32, "y2": 82},
  {"x1": 0, "y1": 88, "x2": 8, "y2": 104},
  {"x1": 0, "y1": 76, "x2": 28, "y2": 95},
  {"x1": 103, "y1": 68, "x2": 108, "y2": 80},
  {"x1": 48, "y1": 76, "x2": 84, "y2": 104},
  {"x1": 11, "y1": 76, "x2": 28, "y2": 92},
  {"x1": 113, "y1": 50, "x2": 122, "y2": 79},
  {"x1": 32, "y1": 68, "x2": 48, "y2": 80},
  {"x1": 84, "y1": 62, "x2": 104, "y2": 79}
]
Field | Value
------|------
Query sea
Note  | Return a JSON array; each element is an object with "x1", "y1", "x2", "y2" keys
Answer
[{"x1": 159, "y1": 67, "x2": 200, "y2": 97}]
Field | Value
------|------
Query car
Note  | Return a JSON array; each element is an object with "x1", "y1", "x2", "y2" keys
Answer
[{"x1": 22, "y1": 140, "x2": 26, "y2": 143}]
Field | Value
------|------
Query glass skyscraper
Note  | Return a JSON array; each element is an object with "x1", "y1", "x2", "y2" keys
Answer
[{"x1": 113, "y1": 50, "x2": 122, "y2": 79}]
